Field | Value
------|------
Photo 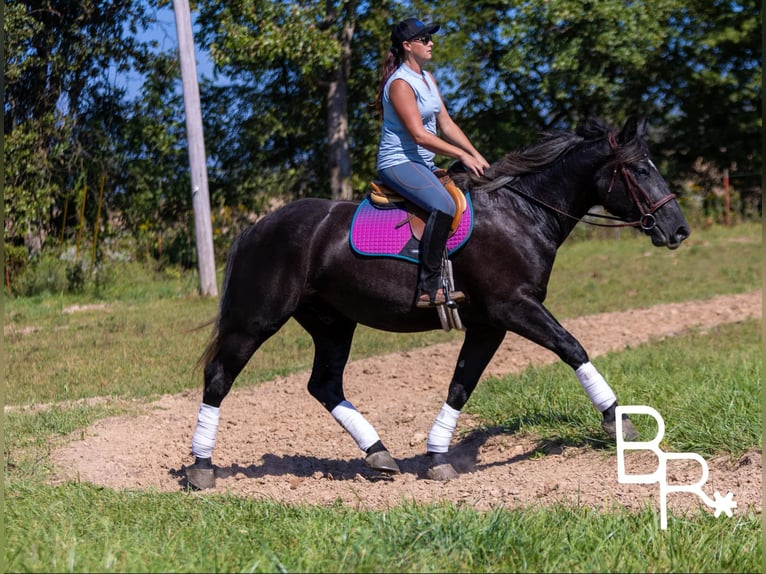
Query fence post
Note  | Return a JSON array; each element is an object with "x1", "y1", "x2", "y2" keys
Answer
[{"x1": 723, "y1": 168, "x2": 731, "y2": 226}]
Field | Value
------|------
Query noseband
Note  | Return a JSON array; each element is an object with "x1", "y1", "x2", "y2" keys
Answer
[{"x1": 603, "y1": 132, "x2": 677, "y2": 231}]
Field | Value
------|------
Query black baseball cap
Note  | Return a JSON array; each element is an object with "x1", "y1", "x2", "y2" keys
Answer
[{"x1": 392, "y1": 18, "x2": 440, "y2": 45}]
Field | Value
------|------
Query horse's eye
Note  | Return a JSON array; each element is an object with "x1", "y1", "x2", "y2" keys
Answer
[{"x1": 634, "y1": 166, "x2": 650, "y2": 177}]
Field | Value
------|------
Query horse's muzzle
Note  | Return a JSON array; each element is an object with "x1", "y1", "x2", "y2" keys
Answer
[{"x1": 651, "y1": 223, "x2": 690, "y2": 250}]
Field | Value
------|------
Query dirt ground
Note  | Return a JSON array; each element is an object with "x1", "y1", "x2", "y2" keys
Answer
[{"x1": 49, "y1": 291, "x2": 761, "y2": 519}]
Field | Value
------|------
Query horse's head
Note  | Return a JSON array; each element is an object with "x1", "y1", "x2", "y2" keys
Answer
[{"x1": 594, "y1": 117, "x2": 690, "y2": 249}]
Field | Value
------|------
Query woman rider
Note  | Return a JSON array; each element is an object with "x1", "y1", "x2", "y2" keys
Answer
[{"x1": 376, "y1": 17, "x2": 490, "y2": 308}]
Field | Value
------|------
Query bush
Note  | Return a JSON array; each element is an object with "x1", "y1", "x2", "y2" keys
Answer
[
  {"x1": 4, "y1": 243, "x2": 29, "y2": 292},
  {"x1": 14, "y1": 253, "x2": 70, "y2": 296}
]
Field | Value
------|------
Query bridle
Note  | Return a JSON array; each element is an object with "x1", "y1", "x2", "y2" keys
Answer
[
  {"x1": 481, "y1": 132, "x2": 677, "y2": 230},
  {"x1": 601, "y1": 131, "x2": 677, "y2": 231}
]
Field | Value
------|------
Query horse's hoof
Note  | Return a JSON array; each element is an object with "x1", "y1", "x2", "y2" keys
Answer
[
  {"x1": 426, "y1": 463, "x2": 459, "y2": 481},
  {"x1": 186, "y1": 464, "x2": 216, "y2": 490},
  {"x1": 602, "y1": 416, "x2": 640, "y2": 441},
  {"x1": 365, "y1": 450, "x2": 401, "y2": 474}
]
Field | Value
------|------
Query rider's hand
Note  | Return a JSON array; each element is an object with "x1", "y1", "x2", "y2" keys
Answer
[{"x1": 461, "y1": 153, "x2": 489, "y2": 177}]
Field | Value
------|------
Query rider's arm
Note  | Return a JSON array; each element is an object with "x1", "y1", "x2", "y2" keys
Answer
[
  {"x1": 389, "y1": 78, "x2": 487, "y2": 176},
  {"x1": 436, "y1": 106, "x2": 489, "y2": 171}
]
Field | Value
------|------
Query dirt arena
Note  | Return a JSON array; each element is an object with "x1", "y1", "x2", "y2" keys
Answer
[{"x1": 50, "y1": 291, "x2": 761, "y2": 519}]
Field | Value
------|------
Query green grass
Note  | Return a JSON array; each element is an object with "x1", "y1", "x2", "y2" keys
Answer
[
  {"x1": 6, "y1": 484, "x2": 761, "y2": 573},
  {"x1": 4, "y1": 222, "x2": 763, "y2": 573},
  {"x1": 467, "y1": 320, "x2": 761, "y2": 458},
  {"x1": 545, "y1": 221, "x2": 761, "y2": 317}
]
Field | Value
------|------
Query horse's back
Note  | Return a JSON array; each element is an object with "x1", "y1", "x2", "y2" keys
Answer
[
  {"x1": 221, "y1": 198, "x2": 356, "y2": 306},
  {"x1": 232, "y1": 198, "x2": 354, "y2": 259}
]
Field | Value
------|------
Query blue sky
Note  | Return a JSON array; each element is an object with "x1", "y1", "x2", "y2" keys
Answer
[{"x1": 119, "y1": 5, "x2": 217, "y2": 99}]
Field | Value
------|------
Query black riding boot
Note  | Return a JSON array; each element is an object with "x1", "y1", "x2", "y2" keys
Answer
[{"x1": 416, "y1": 210, "x2": 465, "y2": 308}]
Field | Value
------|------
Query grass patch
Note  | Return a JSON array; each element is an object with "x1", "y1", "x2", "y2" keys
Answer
[
  {"x1": 545, "y1": 221, "x2": 761, "y2": 317},
  {"x1": 467, "y1": 320, "x2": 762, "y2": 458},
  {"x1": 5, "y1": 403, "x2": 131, "y2": 480},
  {"x1": 6, "y1": 483, "x2": 761, "y2": 573}
]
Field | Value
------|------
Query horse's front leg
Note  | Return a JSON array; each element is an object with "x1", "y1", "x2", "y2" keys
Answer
[
  {"x1": 426, "y1": 326, "x2": 506, "y2": 480},
  {"x1": 502, "y1": 297, "x2": 639, "y2": 441}
]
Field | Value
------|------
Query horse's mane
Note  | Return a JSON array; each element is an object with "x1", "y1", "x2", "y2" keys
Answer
[
  {"x1": 482, "y1": 129, "x2": 585, "y2": 180},
  {"x1": 466, "y1": 117, "x2": 647, "y2": 188}
]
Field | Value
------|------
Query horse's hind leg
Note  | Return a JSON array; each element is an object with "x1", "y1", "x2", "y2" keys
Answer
[
  {"x1": 186, "y1": 329, "x2": 262, "y2": 490},
  {"x1": 295, "y1": 306, "x2": 400, "y2": 474}
]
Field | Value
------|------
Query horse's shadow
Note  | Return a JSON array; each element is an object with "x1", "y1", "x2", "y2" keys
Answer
[{"x1": 170, "y1": 419, "x2": 611, "y2": 488}]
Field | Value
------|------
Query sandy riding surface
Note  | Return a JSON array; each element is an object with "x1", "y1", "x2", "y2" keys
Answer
[{"x1": 51, "y1": 292, "x2": 761, "y2": 518}]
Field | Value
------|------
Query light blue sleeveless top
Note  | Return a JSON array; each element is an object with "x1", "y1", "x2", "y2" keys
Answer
[{"x1": 377, "y1": 64, "x2": 442, "y2": 171}]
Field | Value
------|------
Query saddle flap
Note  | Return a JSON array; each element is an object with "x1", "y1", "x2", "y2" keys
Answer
[{"x1": 370, "y1": 182, "x2": 402, "y2": 206}]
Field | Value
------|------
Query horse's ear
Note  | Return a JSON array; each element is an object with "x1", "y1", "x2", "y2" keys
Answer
[
  {"x1": 636, "y1": 117, "x2": 648, "y2": 138},
  {"x1": 617, "y1": 115, "x2": 647, "y2": 143},
  {"x1": 617, "y1": 115, "x2": 637, "y2": 143}
]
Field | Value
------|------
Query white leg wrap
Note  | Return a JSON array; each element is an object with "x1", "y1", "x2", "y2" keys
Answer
[
  {"x1": 330, "y1": 400, "x2": 381, "y2": 452},
  {"x1": 575, "y1": 362, "x2": 617, "y2": 412},
  {"x1": 191, "y1": 403, "x2": 220, "y2": 459},
  {"x1": 427, "y1": 403, "x2": 461, "y2": 453}
]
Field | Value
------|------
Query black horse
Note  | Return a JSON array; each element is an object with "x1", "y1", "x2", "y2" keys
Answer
[{"x1": 185, "y1": 116, "x2": 690, "y2": 489}]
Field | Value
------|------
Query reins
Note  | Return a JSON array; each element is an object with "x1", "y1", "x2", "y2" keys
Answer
[{"x1": 476, "y1": 132, "x2": 677, "y2": 231}]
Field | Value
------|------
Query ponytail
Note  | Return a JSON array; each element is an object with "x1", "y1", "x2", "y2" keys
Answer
[{"x1": 375, "y1": 45, "x2": 402, "y2": 115}]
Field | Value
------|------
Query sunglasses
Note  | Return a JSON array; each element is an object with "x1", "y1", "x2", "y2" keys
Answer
[{"x1": 409, "y1": 34, "x2": 433, "y2": 45}]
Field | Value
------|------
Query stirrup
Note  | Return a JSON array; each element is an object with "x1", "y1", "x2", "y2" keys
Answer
[
  {"x1": 416, "y1": 289, "x2": 445, "y2": 308},
  {"x1": 416, "y1": 289, "x2": 465, "y2": 309}
]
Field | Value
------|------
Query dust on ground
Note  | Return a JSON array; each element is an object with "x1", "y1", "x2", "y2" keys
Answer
[{"x1": 49, "y1": 292, "x2": 761, "y2": 517}]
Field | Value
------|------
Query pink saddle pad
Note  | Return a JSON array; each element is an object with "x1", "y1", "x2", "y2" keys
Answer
[{"x1": 350, "y1": 195, "x2": 473, "y2": 263}]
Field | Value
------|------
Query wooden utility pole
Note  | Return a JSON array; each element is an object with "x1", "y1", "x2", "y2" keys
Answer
[{"x1": 173, "y1": 0, "x2": 218, "y2": 296}]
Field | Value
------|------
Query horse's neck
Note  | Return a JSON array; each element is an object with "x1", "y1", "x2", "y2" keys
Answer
[{"x1": 519, "y1": 169, "x2": 597, "y2": 237}]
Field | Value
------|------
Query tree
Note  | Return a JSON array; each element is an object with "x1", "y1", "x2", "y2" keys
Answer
[
  {"x1": 195, "y1": 0, "x2": 407, "y2": 202},
  {"x1": 649, "y1": 0, "x2": 761, "y2": 190},
  {"x1": 412, "y1": 0, "x2": 760, "y2": 188},
  {"x1": 4, "y1": 0, "x2": 156, "y2": 248},
  {"x1": 4, "y1": 0, "x2": 207, "y2": 266},
  {"x1": 6, "y1": 0, "x2": 758, "y2": 264}
]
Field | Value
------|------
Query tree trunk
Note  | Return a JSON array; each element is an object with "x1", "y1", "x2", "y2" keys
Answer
[{"x1": 326, "y1": 11, "x2": 355, "y2": 200}]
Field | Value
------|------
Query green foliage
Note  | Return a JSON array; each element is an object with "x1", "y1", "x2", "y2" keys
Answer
[
  {"x1": 196, "y1": 1, "x2": 402, "y2": 204},
  {"x1": 4, "y1": 0, "x2": 190, "y2": 256},
  {"x1": 3, "y1": 0, "x2": 760, "y2": 264},
  {"x1": 546, "y1": 221, "x2": 761, "y2": 317},
  {"x1": 201, "y1": 1, "x2": 342, "y2": 74},
  {"x1": 4, "y1": 243, "x2": 29, "y2": 280},
  {"x1": 6, "y1": 247, "x2": 199, "y2": 299},
  {"x1": 13, "y1": 253, "x2": 71, "y2": 296},
  {"x1": 653, "y1": 0, "x2": 761, "y2": 188},
  {"x1": 414, "y1": 0, "x2": 761, "y2": 186}
]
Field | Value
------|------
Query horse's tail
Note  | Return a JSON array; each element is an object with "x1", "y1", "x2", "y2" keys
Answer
[
  {"x1": 195, "y1": 319, "x2": 220, "y2": 373},
  {"x1": 195, "y1": 230, "x2": 244, "y2": 373}
]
